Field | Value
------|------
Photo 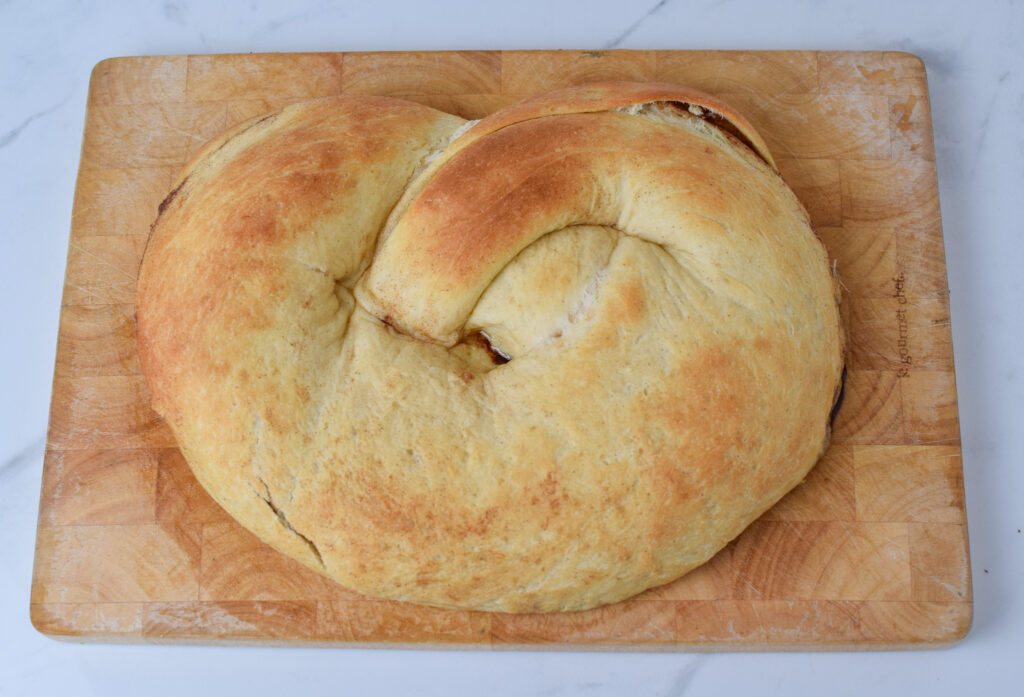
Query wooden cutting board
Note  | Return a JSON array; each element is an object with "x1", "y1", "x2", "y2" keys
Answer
[{"x1": 31, "y1": 50, "x2": 970, "y2": 649}]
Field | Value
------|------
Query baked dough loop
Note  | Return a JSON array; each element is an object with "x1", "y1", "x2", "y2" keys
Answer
[{"x1": 137, "y1": 82, "x2": 844, "y2": 613}]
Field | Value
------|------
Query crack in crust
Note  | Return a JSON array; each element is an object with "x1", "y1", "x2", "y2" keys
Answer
[{"x1": 252, "y1": 478, "x2": 325, "y2": 568}]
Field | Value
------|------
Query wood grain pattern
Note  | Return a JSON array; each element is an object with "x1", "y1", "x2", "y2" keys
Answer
[{"x1": 31, "y1": 50, "x2": 970, "y2": 649}]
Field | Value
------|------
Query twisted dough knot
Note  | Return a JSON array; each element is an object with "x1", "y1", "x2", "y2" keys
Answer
[
  {"x1": 138, "y1": 82, "x2": 844, "y2": 612},
  {"x1": 358, "y1": 83, "x2": 778, "y2": 348}
]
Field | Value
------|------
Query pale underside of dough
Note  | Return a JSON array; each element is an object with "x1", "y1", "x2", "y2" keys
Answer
[{"x1": 137, "y1": 84, "x2": 844, "y2": 613}]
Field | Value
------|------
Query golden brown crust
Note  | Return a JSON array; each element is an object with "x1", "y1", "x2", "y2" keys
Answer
[
  {"x1": 448, "y1": 81, "x2": 776, "y2": 170},
  {"x1": 137, "y1": 84, "x2": 844, "y2": 613}
]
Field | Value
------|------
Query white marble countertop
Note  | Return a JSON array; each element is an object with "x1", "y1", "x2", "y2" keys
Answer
[{"x1": 2, "y1": 0, "x2": 1021, "y2": 694}]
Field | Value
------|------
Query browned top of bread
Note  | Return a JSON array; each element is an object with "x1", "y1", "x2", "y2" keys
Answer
[{"x1": 137, "y1": 83, "x2": 844, "y2": 612}]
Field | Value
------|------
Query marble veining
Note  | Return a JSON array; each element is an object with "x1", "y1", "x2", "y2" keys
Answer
[
  {"x1": 603, "y1": 0, "x2": 671, "y2": 49},
  {"x1": 0, "y1": 434, "x2": 46, "y2": 482},
  {"x1": 0, "y1": 97, "x2": 69, "y2": 149}
]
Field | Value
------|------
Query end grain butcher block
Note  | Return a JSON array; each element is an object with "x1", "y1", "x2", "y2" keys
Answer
[{"x1": 31, "y1": 50, "x2": 970, "y2": 649}]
